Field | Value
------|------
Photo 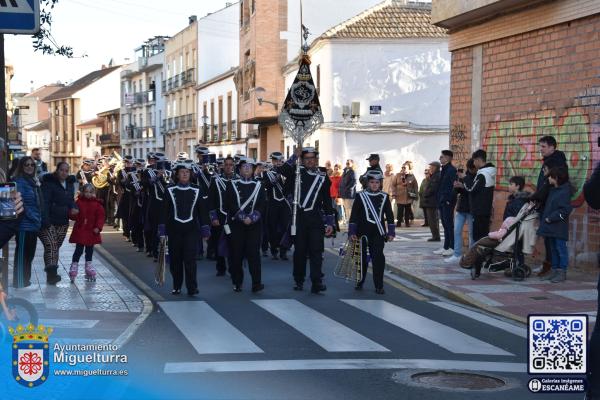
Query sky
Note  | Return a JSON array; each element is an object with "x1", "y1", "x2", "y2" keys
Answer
[{"x1": 5, "y1": 0, "x2": 231, "y2": 93}]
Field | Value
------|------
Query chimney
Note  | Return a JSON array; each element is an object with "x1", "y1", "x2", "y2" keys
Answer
[{"x1": 189, "y1": 15, "x2": 197, "y2": 24}]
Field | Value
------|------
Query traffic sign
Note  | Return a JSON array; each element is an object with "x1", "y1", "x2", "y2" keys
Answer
[
  {"x1": 0, "y1": 0, "x2": 39, "y2": 34},
  {"x1": 370, "y1": 105, "x2": 382, "y2": 115}
]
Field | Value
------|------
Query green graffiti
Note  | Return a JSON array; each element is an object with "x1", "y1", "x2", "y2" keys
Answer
[{"x1": 483, "y1": 108, "x2": 592, "y2": 205}]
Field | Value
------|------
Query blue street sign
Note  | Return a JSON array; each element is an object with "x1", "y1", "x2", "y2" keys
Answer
[
  {"x1": 0, "y1": 0, "x2": 39, "y2": 34},
  {"x1": 370, "y1": 105, "x2": 382, "y2": 115}
]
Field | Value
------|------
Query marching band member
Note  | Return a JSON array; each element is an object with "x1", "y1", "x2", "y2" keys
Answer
[
  {"x1": 77, "y1": 159, "x2": 95, "y2": 187},
  {"x1": 116, "y1": 155, "x2": 134, "y2": 241},
  {"x1": 93, "y1": 156, "x2": 110, "y2": 220},
  {"x1": 264, "y1": 152, "x2": 291, "y2": 260},
  {"x1": 159, "y1": 161, "x2": 210, "y2": 296},
  {"x1": 348, "y1": 170, "x2": 395, "y2": 294},
  {"x1": 208, "y1": 156, "x2": 239, "y2": 276},
  {"x1": 106, "y1": 159, "x2": 119, "y2": 228},
  {"x1": 128, "y1": 158, "x2": 145, "y2": 252},
  {"x1": 224, "y1": 158, "x2": 266, "y2": 292},
  {"x1": 277, "y1": 147, "x2": 335, "y2": 293},
  {"x1": 142, "y1": 153, "x2": 166, "y2": 260},
  {"x1": 255, "y1": 161, "x2": 270, "y2": 257},
  {"x1": 141, "y1": 152, "x2": 157, "y2": 257}
]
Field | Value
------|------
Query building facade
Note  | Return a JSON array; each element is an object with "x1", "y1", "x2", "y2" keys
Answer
[
  {"x1": 120, "y1": 37, "x2": 167, "y2": 159},
  {"x1": 283, "y1": 0, "x2": 450, "y2": 181},
  {"x1": 42, "y1": 65, "x2": 122, "y2": 170},
  {"x1": 432, "y1": 0, "x2": 600, "y2": 268},
  {"x1": 97, "y1": 108, "x2": 121, "y2": 156},
  {"x1": 196, "y1": 2, "x2": 246, "y2": 157},
  {"x1": 163, "y1": 18, "x2": 198, "y2": 159}
]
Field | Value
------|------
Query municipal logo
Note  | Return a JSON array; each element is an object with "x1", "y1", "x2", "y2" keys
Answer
[{"x1": 9, "y1": 323, "x2": 53, "y2": 388}]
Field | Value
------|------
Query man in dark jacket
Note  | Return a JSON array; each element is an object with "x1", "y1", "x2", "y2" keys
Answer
[
  {"x1": 532, "y1": 135, "x2": 568, "y2": 277},
  {"x1": 434, "y1": 150, "x2": 457, "y2": 256},
  {"x1": 445, "y1": 158, "x2": 476, "y2": 263},
  {"x1": 423, "y1": 161, "x2": 441, "y2": 242},
  {"x1": 455, "y1": 149, "x2": 497, "y2": 242},
  {"x1": 31, "y1": 148, "x2": 48, "y2": 176},
  {"x1": 359, "y1": 154, "x2": 383, "y2": 189},
  {"x1": 339, "y1": 159, "x2": 357, "y2": 221},
  {"x1": 584, "y1": 161, "x2": 600, "y2": 400}
]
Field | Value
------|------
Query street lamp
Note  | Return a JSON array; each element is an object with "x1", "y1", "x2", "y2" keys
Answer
[{"x1": 254, "y1": 87, "x2": 278, "y2": 109}]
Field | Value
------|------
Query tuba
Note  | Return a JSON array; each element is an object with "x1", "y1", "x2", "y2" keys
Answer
[
  {"x1": 92, "y1": 165, "x2": 110, "y2": 189},
  {"x1": 334, "y1": 235, "x2": 367, "y2": 283}
]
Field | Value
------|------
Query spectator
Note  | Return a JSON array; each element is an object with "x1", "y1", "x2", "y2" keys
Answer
[
  {"x1": 39, "y1": 162, "x2": 77, "y2": 285},
  {"x1": 583, "y1": 161, "x2": 600, "y2": 400},
  {"x1": 433, "y1": 150, "x2": 457, "y2": 256},
  {"x1": 68, "y1": 184, "x2": 105, "y2": 283},
  {"x1": 330, "y1": 164, "x2": 344, "y2": 223},
  {"x1": 532, "y1": 135, "x2": 568, "y2": 277},
  {"x1": 12, "y1": 156, "x2": 42, "y2": 288},
  {"x1": 445, "y1": 158, "x2": 476, "y2": 263},
  {"x1": 455, "y1": 149, "x2": 497, "y2": 242},
  {"x1": 403, "y1": 161, "x2": 417, "y2": 223},
  {"x1": 422, "y1": 161, "x2": 441, "y2": 242},
  {"x1": 31, "y1": 148, "x2": 48, "y2": 176},
  {"x1": 324, "y1": 160, "x2": 333, "y2": 177},
  {"x1": 503, "y1": 176, "x2": 530, "y2": 219},
  {"x1": 339, "y1": 159, "x2": 357, "y2": 221},
  {"x1": 392, "y1": 163, "x2": 418, "y2": 227},
  {"x1": 419, "y1": 168, "x2": 430, "y2": 227},
  {"x1": 538, "y1": 166, "x2": 572, "y2": 283},
  {"x1": 0, "y1": 168, "x2": 24, "y2": 248},
  {"x1": 359, "y1": 154, "x2": 382, "y2": 189},
  {"x1": 383, "y1": 164, "x2": 396, "y2": 222}
]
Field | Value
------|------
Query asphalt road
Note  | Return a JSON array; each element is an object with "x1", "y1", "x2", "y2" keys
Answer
[{"x1": 98, "y1": 228, "x2": 580, "y2": 400}]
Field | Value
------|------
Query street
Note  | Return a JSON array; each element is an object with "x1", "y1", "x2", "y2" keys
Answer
[{"x1": 92, "y1": 228, "x2": 559, "y2": 400}]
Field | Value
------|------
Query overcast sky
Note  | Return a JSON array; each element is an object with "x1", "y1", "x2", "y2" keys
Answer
[{"x1": 5, "y1": 0, "x2": 231, "y2": 93}]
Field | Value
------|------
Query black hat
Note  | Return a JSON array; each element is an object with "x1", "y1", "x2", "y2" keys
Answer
[
  {"x1": 270, "y1": 151, "x2": 284, "y2": 161},
  {"x1": 441, "y1": 150, "x2": 454, "y2": 158},
  {"x1": 195, "y1": 145, "x2": 209, "y2": 155},
  {"x1": 123, "y1": 155, "x2": 133, "y2": 162},
  {"x1": 366, "y1": 154, "x2": 380, "y2": 161},
  {"x1": 156, "y1": 160, "x2": 171, "y2": 170},
  {"x1": 301, "y1": 147, "x2": 319, "y2": 157},
  {"x1": 365, "y1": 170, "x2": 384, "y2": 181},
  {"x1": 147, "y1": 151, "x2": 155, "y2": 160}
]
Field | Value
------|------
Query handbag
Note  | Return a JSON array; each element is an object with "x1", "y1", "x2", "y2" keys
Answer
[{"x1": 408, "y1": 191, "x2": 418, "y2": 199}]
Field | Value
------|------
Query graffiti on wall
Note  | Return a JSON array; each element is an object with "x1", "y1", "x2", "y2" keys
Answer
[
  {"x1": 450, "y1": 124, "x2": 469, "y2": 163},
  {"x1": 483, "y1": 107, "x2": 592, "y2": 206}
]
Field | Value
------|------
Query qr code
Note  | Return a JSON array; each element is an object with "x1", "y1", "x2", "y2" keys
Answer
[{"x1": 528, "y1": 315, "x2": 587, "y2": 374}]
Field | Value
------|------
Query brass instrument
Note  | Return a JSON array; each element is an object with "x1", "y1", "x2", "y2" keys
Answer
[
  {"x1": 79, "y1": 170, "x2": 89, "y2": 185},
  {"x1": 155, "y1": 235, "x2": 168, "y2": 286},
  {"x1": 92, "y1": 165, "x2": 110, "y2": 189},
  {"x1": 334, "y1": 235, "x2": 367, "y2": 283}
]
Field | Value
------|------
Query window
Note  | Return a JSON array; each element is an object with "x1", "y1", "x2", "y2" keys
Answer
[
  {"x1": 76, "y1": 130, "x2": 80, "y2": 142},
  {"x1": 210, "y1": 100, "x2": 215, "y2": 142},
  {"x1": 218, "y1": 97, "x2": 223, "y2": 141},
  {"x1": 316, "y1": 65, "x2": 321, "y2": 95},
  {"x1": 315, "y1": 140, "x2": 320, "y2": 153},
  {"x1": 251, "y1": 0, "x2": 255, "y2": 14},
  {"x1": 203, "y1": 102, "x2": 208, "y2": 141},
  {"x1": 240, "y1": 1, "x2": 244, "y2": 26},
  {"x1": 227, "y1": 92, "x2": 232, "y2": 140}
]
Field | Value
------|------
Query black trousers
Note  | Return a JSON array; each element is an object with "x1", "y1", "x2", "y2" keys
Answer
[
  {"x1": 229, "y1": 223, "x2": 261, "y2": 286},
  {"x1": 424, "y1": 208, "x2": 440, "y2": 240},
  {"x1": 129, "y1": 198, "x2": 144, "y2": 249},
  {"x1": 168, "y1": 232, "x2": 198, "y2": 293},
  {"x1": 96, "y1": 187, "x2": 109, "y2": 220},
  {"x1": 439, "y1": 204, "x2": 455, "y2": 250},
  {"x1": 588, "y1": 271, "x2": 600, "y2": 396},
  {"x1": 117, "y1": 194, "x2": 130, "y2": 238},
  {"x1": 472, "y1": 214, "x2": 491, "y2": 242},
  {"x1": 13, "y1": 231, "x2": 38, "y2": 288},
  {"x1": 422, "y1": 208, "x2": 429, "y2": 225},
  {"x1": 396, "y1": 204, "x2": 412, "y2": 225},
  {"x1": 210, "y1": 225, "x2": 227, "y2": 273},
  {"x1": 293, "y1": 219, "x2": 325, "y2": 284},
  {"x1": 261, "y1": 215, "x2": 269, "y2": 253},
  {"x1": 268, "y1": 202, "x2": 290, "y2": 254},
  {"x1": 72, "y1": 244, "x2": 94, "y2": 262},
  {"x1": 359, "y1": 235, "x2": 386, "y2": 289}
]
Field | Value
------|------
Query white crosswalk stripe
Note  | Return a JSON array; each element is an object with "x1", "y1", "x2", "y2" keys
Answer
[
  {"x1": 341, "y1": 299, "x2": 513, "y2": 356},
  {"x1": 160, "y1": 301, "x2": 263, "y2": 354},
  {"x1": 253, "y1": 299, "x2": 389, "y2": 352}
]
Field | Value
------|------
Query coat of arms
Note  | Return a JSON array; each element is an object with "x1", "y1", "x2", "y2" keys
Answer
[{"x1": 9, "y1": 323, "x2": 53, "y2": 388}]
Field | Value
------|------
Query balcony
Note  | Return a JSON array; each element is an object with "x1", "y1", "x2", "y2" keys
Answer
[
  {"x1": 99, "y1": 133, "x2": 120, "y2": 146},
  {"x1": 163, "y1": 69, "x2": 196, "y2": 93}
]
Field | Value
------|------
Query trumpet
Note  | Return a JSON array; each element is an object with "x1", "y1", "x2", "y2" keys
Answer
[{"x1": 334, "y1": 235, "x2": 367, "y2": 283}]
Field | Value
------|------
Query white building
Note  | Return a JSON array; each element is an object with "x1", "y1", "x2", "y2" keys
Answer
[
  {"x1": 43, "y1": 66, "x2": 122, "y2": 169},
  {"x1": 196, "y1": 2, "x2": 247, "y2": 157},
  {"x1": 120, "y1": 37, "x2": 167, "y2": 159},
  {"x1": 282, "y1": 0, "x2": 450, "y2": 184}
]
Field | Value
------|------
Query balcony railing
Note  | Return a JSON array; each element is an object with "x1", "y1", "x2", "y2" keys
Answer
[
  {"x1": 163, "y1": 68, "x2": 196, "y2": 93},
  {"x1": 99, "y1": 133, "x2": 120, "y2": 145}
]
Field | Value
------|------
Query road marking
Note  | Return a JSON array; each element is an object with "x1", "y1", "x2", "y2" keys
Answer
[
  {"x1": 160, "y1": 301, "x2": 263, "y2": 354},
  {"x1": 164, "y1": 358, "x2": 525, "y2": 374},
  {"x1": 430, "y1": 301, "x2": 527, "y2": 338},
  {"x1": 341, "y1": 300, "x2": 513, "y2": 356},
  {"x1": 253, "y1": 299, "x2": 389, "y2": 352},
  {"x1": 39, "y1": 319, "x2": 100, "y2": 329}
]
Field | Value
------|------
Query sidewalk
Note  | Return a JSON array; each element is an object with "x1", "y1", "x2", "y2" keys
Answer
[
  {"x1": 383, "y1": 224, "x2": 599, "y2": 325},
  {"x1": 4, "y1": 238, "x2": 148, "y2": 345}
]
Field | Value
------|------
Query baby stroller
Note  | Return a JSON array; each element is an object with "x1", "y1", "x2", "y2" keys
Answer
[{"x1": 460, "y1": 203, "x2": 538, "y2": 281}]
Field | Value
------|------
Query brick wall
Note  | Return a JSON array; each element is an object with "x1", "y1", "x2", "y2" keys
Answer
[
  {"x1": 450, "y1": 14, "x2": 600, "y2": 269},
  {"x1": 449, "y1": 47, "x2": 473, "y2": 164}
]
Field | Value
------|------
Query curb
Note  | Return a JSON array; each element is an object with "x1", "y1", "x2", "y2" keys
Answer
[{"x1": 384, "y1": 263, "x2": 528, "y2": 324}]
